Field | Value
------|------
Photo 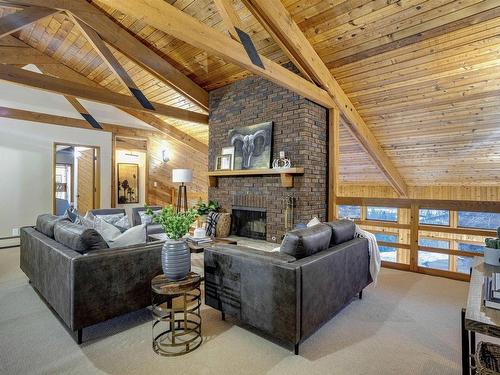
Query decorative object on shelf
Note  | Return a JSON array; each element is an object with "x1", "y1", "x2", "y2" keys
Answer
[
  {"x1": 281, "y1": 194, "x2": 296, "y2": 234},
  {"x1": 146, "y1": 205, "x2": 198, "y2": 280},
  {"x1": 162, "y1": 149, "x2": 170, "y2": 163},
  {"x1": 272, "y1": 150, "x2": 291, "y2": 169},
  {"x1": 228, "y1": 121, "x2": 273, "y2": 170},
  {"x1": 117, "y1": 163, "x2": 139, "y2": 204},
  {"x1": 172, "y1": 168, "x2": 192, "y2": 213},
  {"x1": 221, "y1": 146, "x2": 235, "y2": 170},
  {"x1": 215, "y1": 154, "x2": 232, "y2": 171},
  {"x1": 484, "y1": 227, "x2": 500, "y2": 266}
]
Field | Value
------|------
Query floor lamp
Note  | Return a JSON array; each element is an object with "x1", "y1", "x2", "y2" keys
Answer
[{"x1": 172, "y1": 169, "x2": 192, "y2": 213}]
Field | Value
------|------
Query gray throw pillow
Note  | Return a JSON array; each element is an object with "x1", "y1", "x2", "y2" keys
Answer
[
  {"x1": 108, "y1": 224, "x2": 146, "y2": 248},
  {"x1": 139, "y1": 210, "x2": 161, "y2": 225},
  {"x1": 95, "y1": 213, "x2": 125, "y2": 226},
  {"x1": 54, "y1": 220, "x2": 108, "y2": 254}
]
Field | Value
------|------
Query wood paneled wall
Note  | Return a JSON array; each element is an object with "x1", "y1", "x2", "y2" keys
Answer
[{"x1": 339, "y1": 184, "x2": 500, "y2": 202}]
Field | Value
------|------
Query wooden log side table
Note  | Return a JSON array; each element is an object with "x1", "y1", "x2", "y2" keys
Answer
[{"x1": 151, "y1": 272, "x2": 202, "y2": 356}]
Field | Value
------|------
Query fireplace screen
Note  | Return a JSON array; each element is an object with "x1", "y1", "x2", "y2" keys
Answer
[{"x1": 231, "y1": 206, "x2": 267, "y2": 240}]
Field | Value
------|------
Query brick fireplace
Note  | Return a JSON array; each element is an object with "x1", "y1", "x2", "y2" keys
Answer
[{"x1": 208, "y1": 70, "x2": 328, "y2": 242}]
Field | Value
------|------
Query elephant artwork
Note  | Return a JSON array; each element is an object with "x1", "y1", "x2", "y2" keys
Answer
[{"x1": 228, "y1": 122, "x2": 273, "y2": 170}]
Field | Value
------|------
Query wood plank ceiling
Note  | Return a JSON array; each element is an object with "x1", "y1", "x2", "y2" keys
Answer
[{"x1": 2, "y1": 0, "x2": 499, "y2": 186}]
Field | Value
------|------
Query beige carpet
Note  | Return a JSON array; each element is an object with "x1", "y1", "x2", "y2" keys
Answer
[{"x1": 0, "y1": 247, "x2": 472, "y2": 374}]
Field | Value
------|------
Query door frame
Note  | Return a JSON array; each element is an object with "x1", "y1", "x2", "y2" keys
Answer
[{"x1": 52, "y1": 143, "x2": 101, "y2": 215}]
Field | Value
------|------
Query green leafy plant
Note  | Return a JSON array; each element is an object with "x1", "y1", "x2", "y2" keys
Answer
[
  {"x1": 196, "y1": 199, "x2": 221, "y2": 216},
  {"x1": 146, "y1": 205, "x2": 198, "y2": 241},
  {"x1": 485, "y1": 227, "x2": 500, "y2": 249}
]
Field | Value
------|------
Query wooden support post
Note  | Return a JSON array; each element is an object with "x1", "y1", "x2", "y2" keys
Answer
[
  {"x1": 328, "y1": 108, "x2": 340, "y2": 221},
  {"x1": 410, "y1": 203, "x2": 419, "y2": 272}
]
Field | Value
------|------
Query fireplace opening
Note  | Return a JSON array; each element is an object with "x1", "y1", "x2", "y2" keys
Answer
[{"x1": 231, "y1": 206, "x2": 266, "y2": 240}]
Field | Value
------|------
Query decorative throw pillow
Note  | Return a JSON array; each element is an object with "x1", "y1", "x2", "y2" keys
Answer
[
  {"x1": 95, "y1": 213, "x2": 125, "y2": 226},
  {"x1": 113, "y1": 215, "x2": 130, "y2": 232},
  {"x1": 65, "y1": 207, "x2": 83, "y2": 224},
  {"x1": 307, "y1": 217, "x2": 321, "y2": 227},
  {"x1": 139, "y1": 210, "x2": 161, "y2": 225},
  {"x1": 205, "y1": 212, "x2": 221, "y2": 237},
  {"x1": 82, "y1": 215, "x2": 121, "y2": 243},
  {"x1": 107, "y1": 224, "x2": 146, "y2": 248}
]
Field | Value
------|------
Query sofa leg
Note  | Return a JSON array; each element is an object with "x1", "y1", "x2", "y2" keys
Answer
[
  {"x1": 76, "y1": 329, "x2": 82, "y2": 345},
  {"x1": 359, "y1": 290, "x2": 363, "y2": 300},
  {"x1": 221, "y1": 312, "x2": 225, "y2": 321},
  {"x1": 294, "y1": 343, "x2": 299, "y2": 355}
]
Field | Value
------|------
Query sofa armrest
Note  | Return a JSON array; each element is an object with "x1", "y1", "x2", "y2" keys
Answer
[
  {"x1": 204, "y1": 245, "x2": 300, "y2": 346},
  {"x1": 295, "y1": 238, "x2": 371, "y2": 340},
  {"x1": 20, "y1": 227, "x2": 80, "y2": 329},
  {"x1": 71, "y1": 242, "x2": 163, "y2": 330}
]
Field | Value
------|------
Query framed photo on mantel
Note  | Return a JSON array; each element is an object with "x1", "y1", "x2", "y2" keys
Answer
[
  {"x1": 215, "y1": 154, "x2": 232, "y2": 171},
  {"x1": 227, "y1": 122, "x2": 273, "y2": 170}
]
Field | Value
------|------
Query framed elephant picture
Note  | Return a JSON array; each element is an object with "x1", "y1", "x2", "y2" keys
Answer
[{"x1": 227, "y1": 122, "x2": 273, "y2": 170}]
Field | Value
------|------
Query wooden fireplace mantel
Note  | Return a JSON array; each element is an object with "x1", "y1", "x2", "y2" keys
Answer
[{"x1": 207, "y1": 167, "x2": 304, "y2": 188}]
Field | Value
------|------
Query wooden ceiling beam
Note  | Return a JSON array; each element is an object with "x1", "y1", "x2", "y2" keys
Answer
[
  {"x1": 0, "y1": 0, "x2": 209, "y2": 112},
  {"x1": 242, "y1": 0, "x2": 408, "y2": 197},
  {"x1": 0, "y1": 5, "x2": 59, "y2": 38},
  {"x1": 0, "y1": 64, "x2": 208, "y2": 125},
  {"x1": 63, "y1": 95, "x2": 103, "y2": 129},
  {"x1": 96, "y1": 0, "x2": 334, "y2": 109},
  {"x1": 68, "y1": 14, "x2": 155, "y2": 110}
]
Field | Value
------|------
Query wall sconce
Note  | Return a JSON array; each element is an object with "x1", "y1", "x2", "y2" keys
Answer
[{"x1": 162, "y1": 149, "x2": 170, "y2": 163}]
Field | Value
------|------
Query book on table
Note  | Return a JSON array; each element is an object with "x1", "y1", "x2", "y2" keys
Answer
[{"x1": 483, "y1": 273, "x2": 500, "y2": 310}]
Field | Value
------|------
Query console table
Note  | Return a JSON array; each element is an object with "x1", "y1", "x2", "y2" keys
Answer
[{"x1": 462, "y1": 257, "x2": 500, "y2": 374}]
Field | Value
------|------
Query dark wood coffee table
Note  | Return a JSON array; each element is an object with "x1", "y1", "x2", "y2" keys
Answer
[{"x1": 147, "y1": 233, "x2": 237, "y2": 253}]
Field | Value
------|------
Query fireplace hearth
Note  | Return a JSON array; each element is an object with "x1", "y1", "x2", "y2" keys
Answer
[{"x1": 231, "y1": 206, "x2": 267, "y2": 240}]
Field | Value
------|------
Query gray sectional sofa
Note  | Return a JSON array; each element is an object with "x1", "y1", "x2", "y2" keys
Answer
[
  {"x1": 20, "y1": 214, "x2": 162, "y2": 344},
  {"x1": 204, "y1": 219, "x2": 371, "y2": 355}
]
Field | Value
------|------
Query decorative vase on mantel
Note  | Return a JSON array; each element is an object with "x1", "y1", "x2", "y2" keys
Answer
[{"x1": 161, "y1": 240, "x2": 191, "y2": 281}]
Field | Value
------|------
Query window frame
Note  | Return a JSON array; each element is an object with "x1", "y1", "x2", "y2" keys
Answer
[
  {"x1": 418, "y1": 208, "x2": 451, "y2": 227},
  {"x1": 365, "y1": 206, "x2": 398, "y2": 223}
]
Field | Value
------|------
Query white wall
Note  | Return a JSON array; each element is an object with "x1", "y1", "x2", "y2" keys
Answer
[{"x1": 0, "y1": 119, "x2": 112, "y2": 237}]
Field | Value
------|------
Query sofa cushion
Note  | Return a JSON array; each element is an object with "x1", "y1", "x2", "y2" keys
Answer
[
  {"x1": 36, "y1": 214, "x2": 67, "y2": 238},
  {"x1": 108, "y1": 224, "x2": 146, "y2": 248},
  {"x1": 280, "y1": 223, "x2": 332, "y2": 259},
  {"x1": 54, "y1": 220, "x2": 108, "y2": 253},
  {"x1": 94, "y1": 213, "x2": 125, "y2": 226},
  {"x1": 324, "y1": 219, "x2": 356, "y2": 246}
]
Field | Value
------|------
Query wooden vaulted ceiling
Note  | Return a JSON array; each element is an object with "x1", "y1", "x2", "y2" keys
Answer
[{"x1": 1, "y1": 0, "x2": 499, "y2": 187}]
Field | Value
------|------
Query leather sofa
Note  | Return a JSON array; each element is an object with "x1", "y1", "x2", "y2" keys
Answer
[
  {"x1": 20, "y1": 214, "x2": 162, "y2": 344},
  {"x1": 204, "y1": 219, "x2": 371, "y2": 355}
]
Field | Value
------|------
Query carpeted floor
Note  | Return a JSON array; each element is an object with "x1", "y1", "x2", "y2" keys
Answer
[{"x1": 0, "y1": 246, "x2": 471, "y2": 375}]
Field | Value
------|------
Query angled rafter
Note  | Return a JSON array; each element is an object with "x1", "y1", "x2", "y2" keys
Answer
[
  {"x1": 68, "y1": 14, "x2": 154, "y2": 110},
  {"x1": 36, "y1": 62, "x2": 208, "y2": 153},
  {"x1": 0, "y1": 5, "x2": 59, "y2": 38},
  {"x1": 63, "y1": 95, "x2": 103, "y2": 129},
  {"x1": 0, "y1": 0, "x2": 209, "y2": 112},
  {"x1": 93, "y1": 0, "x2": 334, "y2": 109},
  {"x1": 0, "y1": 64, "x2": 208, "y2": 124},
  {"x1": 212, "y1": 0, "x2": 243, "y2": 41},
  {"x1": 242, "y1": 0, "x2": 408, "y2": 196}
]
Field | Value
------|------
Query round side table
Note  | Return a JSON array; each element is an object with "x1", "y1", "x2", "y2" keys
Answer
[{"x1": 151, "y1": 272, "x2": 202, "y2": 356}]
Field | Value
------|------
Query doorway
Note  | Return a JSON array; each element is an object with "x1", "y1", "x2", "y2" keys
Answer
[{"x1": 53, "y1": 144, "x2": 100, "y2": 215}]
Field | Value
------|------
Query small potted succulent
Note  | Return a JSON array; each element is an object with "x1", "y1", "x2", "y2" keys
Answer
[
  {"x1": 147, "y1": 205, "x2": 198, "y2": 280},
  {"x1": 484, "y1": 227, "x2": 500, "y2": 266}
]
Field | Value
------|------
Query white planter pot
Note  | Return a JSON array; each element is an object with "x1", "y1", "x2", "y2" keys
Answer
[{"x1": 484, "y1": 247, "x2": 500, "y2": 266}]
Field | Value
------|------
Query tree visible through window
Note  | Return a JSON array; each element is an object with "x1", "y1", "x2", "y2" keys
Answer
[
  {"x1": 419, "y1": 209, "x2": 450, "y2": 226},
  {"x1": 458, "y1": 211, "x2": 500, "y2": 230},
  {"x1": 366, "y1": 207, "x2": 397, "y2": 222}
]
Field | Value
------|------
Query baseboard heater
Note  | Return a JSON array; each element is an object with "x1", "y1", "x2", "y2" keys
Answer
[{"x1": 0, "y1": 235, "x2": 20, "y2": 250}]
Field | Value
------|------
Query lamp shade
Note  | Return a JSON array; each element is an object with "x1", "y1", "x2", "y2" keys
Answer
[{"x1": 172, "y1": 169, "x2": 192, "y2": 183}]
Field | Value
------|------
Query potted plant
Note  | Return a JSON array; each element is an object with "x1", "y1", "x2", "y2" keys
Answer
[
  {"x1": 484, "y1": 227, "x2": 500, "y2": 266},
  {"x1": 146, "y1": 205, "x2": 198, "y2": 280}
]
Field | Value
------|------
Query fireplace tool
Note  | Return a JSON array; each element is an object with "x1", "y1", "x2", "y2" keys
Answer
[{"x1": 282, "y1": 194, "x2": 296, "y2": 234}]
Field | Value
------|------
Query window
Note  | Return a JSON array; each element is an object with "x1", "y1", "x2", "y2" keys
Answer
[
  {"x1": 419, "y1": 237, "x2": 449, "y2": 249},
  {"x1": 374, "y1": 233, "x2": 398, "y2": 262},
  {"x1": 338, "y1": 205, "x2": 361, "y2": 219},
  {"x1": 418, "y1": 251, "x2": 449, "y2": 271},
  {"x1": 366, "y1": 206, "x2": 397, "y2": 222},
  {"x1": 458, "y1": 243, "x2": 484, "y2": 254},
  {"x1": 419, "y1": 209, "x2": 450, "y2": 226},
  {"x1": 457, "y1": 256, "x2": 474, "y2": 274},
  {"x1": 458, "y1": 211, "x2": 500, "y2": 230}
]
